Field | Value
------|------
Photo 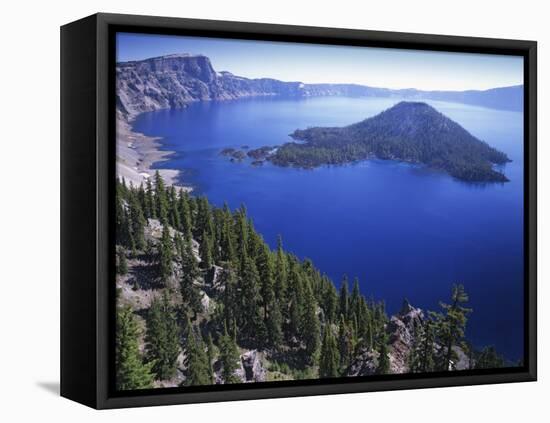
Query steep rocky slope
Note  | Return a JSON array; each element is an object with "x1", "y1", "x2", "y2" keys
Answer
[{"x1": 116, "y1": 54, "x2": 523, "y2": 121}]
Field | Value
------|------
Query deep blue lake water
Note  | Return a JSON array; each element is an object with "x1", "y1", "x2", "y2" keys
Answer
[{"x1": 133, "y1": 96, "x2": 524, "y2": 361}]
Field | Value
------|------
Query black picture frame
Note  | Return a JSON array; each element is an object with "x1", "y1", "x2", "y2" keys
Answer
[{"x1": 61, "y1": 12, "x2": 537, "y2": 409}]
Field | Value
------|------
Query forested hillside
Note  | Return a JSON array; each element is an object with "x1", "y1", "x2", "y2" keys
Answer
[
  {"x1": 270, "y1": 102, "x2": 511, "y2": 182},
  {"x1": 115, "y1": 173, "x2": 508, "y2": 390}
]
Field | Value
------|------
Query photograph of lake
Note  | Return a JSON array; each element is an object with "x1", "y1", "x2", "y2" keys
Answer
[{"x1": 114, "y1": 32, "x2": 525, "y2": 390}]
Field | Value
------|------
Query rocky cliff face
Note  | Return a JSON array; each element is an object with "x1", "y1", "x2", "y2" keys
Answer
[
  {"x1": 348, "y1": 299, "x2": 471, "y2": 376},
  {"x1": 116, "y1": 54, "x2": 307, "y2": 120},
  {"x1": 387, "y1": 299, "x2": 425, "y2": 374},
  {"x1": 116, "y1": 54, "x2": 523, "y2": 121}
]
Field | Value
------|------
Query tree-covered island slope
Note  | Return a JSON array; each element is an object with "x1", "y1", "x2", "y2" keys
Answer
[
  {"x1": 237, "y1": 102, "x2": 511, "y2": 183},
  {"x1": 115, "y1": 173, "x2": 511, "y2": 390}
]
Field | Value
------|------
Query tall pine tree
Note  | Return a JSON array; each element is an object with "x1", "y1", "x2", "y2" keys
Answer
[
  {"x1": 145, "y1": 293, "x2": 180, "y2": 381},
  {"x1": 184, "y1": 323, "x2": 211, "y2": 386},
  {"x1": 431, "y1": 284, "x2": 472, "y2": 371},
  {"x1": 219, "y1": 325, "x2": 240, "y2": 384},
  {"x1": 116, "y1": 306, "x2": 154, "y2": 390},
  {"x1": 319, "y1": 326, "x2": 340, "y2": 378},
  {"x1": 158, "y1": 224, "x2": 173, "y2": 284}
]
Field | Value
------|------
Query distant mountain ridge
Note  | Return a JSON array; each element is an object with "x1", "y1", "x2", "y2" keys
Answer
[
  {"x1": 269, "y1": 101, "x2": 511, "y2": 182},
  {"x1": 116, "y1": 54, "x2": 523, "y2": 120}
]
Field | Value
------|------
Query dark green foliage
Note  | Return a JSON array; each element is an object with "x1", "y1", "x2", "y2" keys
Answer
[
  {"x1": 145, "y1": 177, "x2": 155, "y2": 219},
  {"x1": 199, "y1": 228, "x2": 213, "y2": 270},
  {"x1": 184, "y1": 323, "x2": 211, "y2": 386},
  {"x1": 206, "y1": 334, "x2": 216, "y2": 384},
  {"x1": 115, "y1": 174, "x2": 506, "y2": 388},
  {"x1": 338, "y1": 315, "x2": 353, "y2": 371},
  {"x1": 430, "y1": 284, "x2": 472, "y2": 371},
  {"x1": 267, "y1": 300, "x2": 284, "y2": 349},
  {"x1": 167, "y1": 186, "x2": 181, "y2": 230},
  {"x1": 154, "y1": 170, "x2": 168, "y2": 224},
  {"x1": 158, "y1": 224, "x2": 173, "y2": 284},
  {"x1": 376, "y1": 331, "x2": 391, "y2": 375},
  {"x1": 350, "y1": 278, "x2": 361, "y2": 322},
  {"x1": 116, "y1": 306, "x2": 154, "y2": 390},
  {"x1": 339, "y1": 275, "x2": 349, "y2": 321},
  {"x1": 322, "y1": 279, "x2": 339, "y2": 324},
  {"x1": 145, "y1": 293, "x2": 180, "y2": 380},
  {"x1": 128, "y1": 192, "x2": 146, "y2": 251},
  {"x1": 219, "y1": 204, "x2": 237, "y2": 264},
  {"x1": 270, "y1": 102, "x2": 510, "y2": 183},
  {"x1": 179, "y1": 237, "x2": 202, "y2": 318},
  {"x1": 274, "y1": 235, "x2": 288, "y2": 302},
  {"x1": 117, "y1": 248, "x2": 128, "y2": 275},
  {"x1": 115, "y1": 184, "x2": 132, "y2": 249},
  {"x1": 178, "y1": 190, "x2": 192, "y2": 241},
  {"x1": 220, "y1": 268, "x2": 239, "y2": 330},
  {"x1": 408, "y1": 318, "x2": 436, "y2": 373},
  {"x1": 239, "y1": 256, "x2": 267, "y2": 347},
  {"x1": 319, "y1": 326, "x2": 340, "y2": 378},
  {"x1": 219, "y1": 326, "x2": 241, "y2": 384},
  {"x1": 475, "y1": 346, "x2": 505, "y2": 369},
  {"x1": 301, "y1": 287, "x2": 321, "y2": 364},
  {"x1": 257, "y1": 242, "x2": 275, "y2": 321}
]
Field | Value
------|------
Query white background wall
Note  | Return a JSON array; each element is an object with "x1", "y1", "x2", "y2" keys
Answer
[{"x1": 0, "y1": 0, "x2": 546, "y2": 421}]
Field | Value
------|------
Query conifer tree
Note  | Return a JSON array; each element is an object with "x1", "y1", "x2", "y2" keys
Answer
[
  {"x1": 302, "y1": 287, "x2": 321, "y2": 364},
  {"x1": 286, "y1": 261, "x2": 305, "y2": 340},
  {"x1": 199, "y1": 229, "x2": 213, "y2": 270},
  {"x1": 219, "y1": 205, "x2": 236, "y2": 264},
  {"x1": 350, "y1": 277, "x2": 361, "y2": 321},
  {"x1": 274, "y1": 235, "x2": 288, "y2": 302},
  {"x1": 257, "y1": 243, "x2": 274, "y2": 320},
  {"x1": 178, "y1": 189, "x2": 192, "y2": 241},
  {"x1": 137, "y1": 182, "x2": 147, "y2": 217},
  {"x1": 221, "y1": 268, "x2": 239, "y2": 330},
  {"x1": 184, "y1": 323, "x2": 211, "y2": 386},
  {"x1": 180, "y1": 238, "x2": 202, "y2": 318},
  {"x1": 267, "y1": 300, "x2": 283, "y2": 349},
  {"x1": 145, "y1": 293, "x2": 180, "y2": 380},
  {"x1": 219, "y1": 326, "x2": 240, "y2": 384},
  {"x1": 124, "y1": 208, "x2": 136, "y2": 254},
  {"x1": 206, "y1": 334, "x2": 216, "y2": 384},
  {"x1": 339, "y1": 275, "x2": 350, "y2": 320},
  {"x1": 288, "y1": 291, "x2": 301, "y2": 342},
  {"x1": 246, "y1": 224, "x2": 263, "y2": 262},
  {"x1": 115, "y1": 182, "x2": 130, "y2": 247},
  {"x1": 323, "y1": 280, "x2": 339, "y2": 324},
  {"x1": 338, "y1": 314, "x2": 353, "y2": 370},
  {"x1": 116, "y1": 306, "x2": 154, "y2": 390},
  {"x1": 475, "y1": 346, "x2": 505, "y2": 369},
  {"x1": 195, "y1": 197, "x2": 214, "y2": 241},
  {"x1": 239, "y1": 256, "x2": 267, "y2": 347},
  {"x1": 356, "y1": 297, "x2": 371, "y2": 348},
  {"x1": 117, "y1": 248, "x2": 128, "y2": 275},
  {"x1": 376, "y1": 332, "x2": 391, "y2": 375},
  {"x1": 409, "y1": 318, "x2": 435, "y2": 373},
  {"x1": 145, "y1": 176, "x2": 155, "y2": 219},
  {"x1": 235, "y1": 206, "x2": 249, "y2": 272},
  {"x1": 158, "y1": 224, "x2": 173, "y2": 284},
  {"x1": 167, "y1": 186, "x2": 181, "y2": 230},
  {"x1": 431, "y1": 284, "x2": 472, "y2": 371},
  {"x1": 128, "y1": 193, "x2": 146, "y2": 251},
  {"x1": 154, "y1": 170, "x2": 168, "y2": 224},
  {"x1": 319, "y1": 326, "x2": 340, "y2": 378}
]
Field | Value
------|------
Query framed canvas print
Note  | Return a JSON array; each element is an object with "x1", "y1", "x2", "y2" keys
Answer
[{"x1": 60, "y1": 13, "x2": 537, "y2": 409}]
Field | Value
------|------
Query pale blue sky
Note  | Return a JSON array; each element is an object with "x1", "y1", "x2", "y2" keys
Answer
[{"x1": 117, "y1": 32, "x2": 523, "y2": 91}]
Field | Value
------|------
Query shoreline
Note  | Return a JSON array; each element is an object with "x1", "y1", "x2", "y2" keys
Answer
[{"x1": 116, "y1": 113, "x2": 192, "y2": 192}]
